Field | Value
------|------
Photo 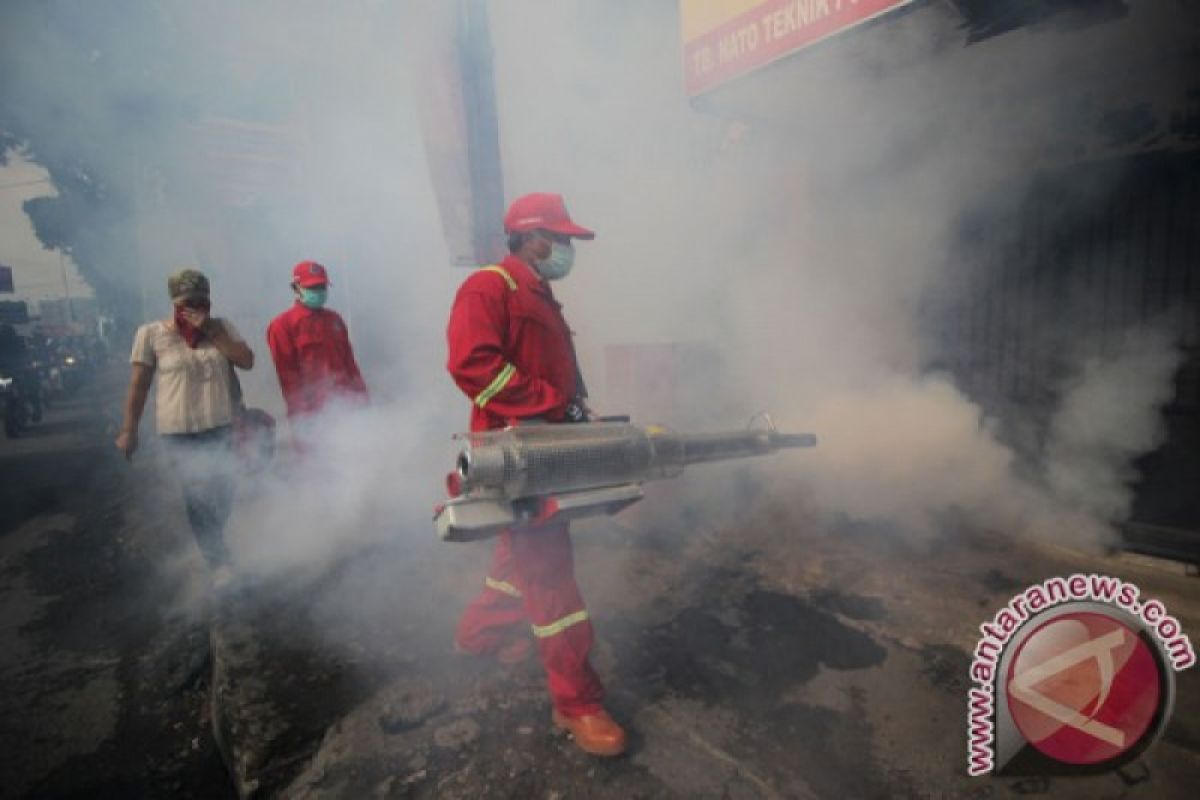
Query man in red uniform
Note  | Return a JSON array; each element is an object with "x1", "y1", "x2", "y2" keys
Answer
[
  {"x1": 446, "y1": 192, "x2": 625, "y2": 757},
  {"x1": 267, "y1": 261, "x2": 368, "y2": 426}
]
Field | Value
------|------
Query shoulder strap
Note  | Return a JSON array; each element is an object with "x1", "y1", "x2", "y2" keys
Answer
[
  {"x1": 479, "y1": 264, "x2": 518, "y2": 291},
  {"x1": 475, "y1": 265, "x2": 517, "y2": 354}
]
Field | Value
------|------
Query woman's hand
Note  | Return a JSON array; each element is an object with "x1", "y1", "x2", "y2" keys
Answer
[
  {"x1": 115, "y1": 427, "x2": 139, "y2": 461},
  {"x1": 179, "y1": 307, "x2": 211, "y2": 331},
  {"x1": 207, "y1": 320, "x2": 255, "y2": 370},
  {"x1": 118, "y1": 363, "x2": 153, "y2": 462}
]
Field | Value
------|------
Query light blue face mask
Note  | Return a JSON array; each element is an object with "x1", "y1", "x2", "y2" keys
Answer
[
  {"x1": 298, "y1": 286, "x2": 328, "y2": 309},
  {"x1": 536, "y1": 241, "x2": 575, "y2": 281}
]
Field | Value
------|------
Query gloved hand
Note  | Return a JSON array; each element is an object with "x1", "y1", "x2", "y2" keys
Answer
[{"x1": 563, "y1": 398, "x2": 589, "y2": 424}]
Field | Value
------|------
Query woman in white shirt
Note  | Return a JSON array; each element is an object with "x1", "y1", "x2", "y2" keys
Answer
[{"x1": 116, "y1": 269, "x2": 254, "y2": 572}]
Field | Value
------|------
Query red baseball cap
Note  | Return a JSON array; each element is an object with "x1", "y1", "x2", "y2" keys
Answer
[
  {"x1": 292, "y1": 260, "x2": 330, "y2": 288},
  {"x1": 503, "y1": 193, "x2": 594, "y2": 240}
]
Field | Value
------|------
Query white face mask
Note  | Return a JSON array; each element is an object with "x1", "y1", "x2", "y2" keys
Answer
[{"x1": 536, "y1": 240, "x2": 575, "y2": 281}]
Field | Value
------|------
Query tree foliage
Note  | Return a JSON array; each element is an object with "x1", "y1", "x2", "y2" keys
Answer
[{"x1": 0, "y1": 1, "x2": 184, "y2": 317}]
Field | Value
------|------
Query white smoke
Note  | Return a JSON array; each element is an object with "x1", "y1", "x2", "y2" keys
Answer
[
  {"x1": 1042, "y1": 324, "x2": 1182, "y2": 526},
  {"x1": 483, "y1": 0, "x2": 1188, "y2": 551},
  {"x1": 2, "y1": 0, "x2": 1189, "y2": 590}
]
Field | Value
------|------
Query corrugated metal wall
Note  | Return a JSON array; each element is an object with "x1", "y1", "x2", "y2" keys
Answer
[
  {"x1": 942, "y1": 150, "x2": 1200, "y2": 550},
  {"x1": 951, "y1": 152, "x2": 1199, "y2": 410}
]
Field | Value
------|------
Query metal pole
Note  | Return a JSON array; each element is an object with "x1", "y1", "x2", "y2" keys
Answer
[
  {"x1": 342, "y1": 259, "x2": 353, "y2": 330},
  {"x1": 134, "y1": 157, "x2": 148, "y2": 322},
  {"x1": 59, "y1": 250, "x2": 73, "y2": 325}
]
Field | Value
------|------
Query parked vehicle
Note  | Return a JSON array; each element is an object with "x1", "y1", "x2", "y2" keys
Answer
[
  {"x1": 1, "y1": 324, "x2": 40, "y2": 436},
  {"x1": 29, "y1": 356, "x2": 60, "y2": 410},
  {"x1": 1, "y1": 369, "x2": 30, "y2": 438},
  {"x1": 57, "y1": 346, "x2": 91, "y2": 394}
]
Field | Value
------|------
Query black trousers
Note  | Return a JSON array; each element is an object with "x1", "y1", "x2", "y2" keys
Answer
[{"x1": 161, "y1": 426, "x2": 235, "y2": 567}]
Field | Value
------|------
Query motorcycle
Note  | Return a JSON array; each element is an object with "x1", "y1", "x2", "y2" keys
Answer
[
  {"x1": 59, "y1": 349, "x2": 89, "y2": 394},
  {"x1": 28, "y1": 358, "x2": 53, "y2": 416},
  {"x1": 1, "y1": 370, "x2": 29, "y2": 438}
]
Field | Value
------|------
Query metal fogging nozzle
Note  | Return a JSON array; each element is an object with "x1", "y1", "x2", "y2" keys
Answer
[{"x1": 436, "y1": 415, "x2": 817, "y2": 542}]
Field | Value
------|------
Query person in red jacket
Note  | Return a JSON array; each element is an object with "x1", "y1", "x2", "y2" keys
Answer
[
  {"x1": 267, "y1": 261, "x2": 368, "y2": 426},
  {"x1": 446, "y1": 193, "x2": 625, "y2": 757}
]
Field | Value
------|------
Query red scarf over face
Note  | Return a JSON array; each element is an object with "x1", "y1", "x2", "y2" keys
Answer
[{"x1": 173, "y1": 300, "x2": 209, "y2": 348}]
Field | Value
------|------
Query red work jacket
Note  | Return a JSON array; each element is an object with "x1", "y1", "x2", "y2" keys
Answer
[
  {"x1": 446, "y1": 255, "x2": 584, "y2": 432},
  {"x1": 267, "y1": 303, "x2": 368, "y2": 418}
]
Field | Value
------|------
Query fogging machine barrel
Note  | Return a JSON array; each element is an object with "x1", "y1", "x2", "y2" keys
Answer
[{"x1": 455, "y1": 420, "x2": 818, "y2": 500}]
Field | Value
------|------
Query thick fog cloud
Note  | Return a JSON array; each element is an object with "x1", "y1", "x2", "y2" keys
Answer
[
  {"x1": 3, "y1": 0, "x2": 1188, "y2": 597},
  {"x1": 488, "y1": 0, "x2": 1187, "y2": 550}
]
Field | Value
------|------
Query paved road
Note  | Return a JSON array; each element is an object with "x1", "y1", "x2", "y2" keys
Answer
[
  {"x1": 2, "y1": 369, "x2": 1198, "y2": 798},
  {"x1": 0, "y1": 368, "x2": 233, "y2": 798}
]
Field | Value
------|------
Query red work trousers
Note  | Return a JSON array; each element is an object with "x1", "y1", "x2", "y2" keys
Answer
[{"x1": 455, "y1": 522, "x2": 604, "y2": 717}]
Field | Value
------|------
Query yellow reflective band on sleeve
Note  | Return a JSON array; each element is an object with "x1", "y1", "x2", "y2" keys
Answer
[
  {"x1": 484, "y1": 576, "x2": 522, "y2": 598},
  {"x1": 480, "y1": 265, "x2": 517, "y2": 291},
  {"x1": 531, "y1": 609, "x2": 590, "y2": 639},
  {"x1": 474, "y1": 362, "x2": 516, "y2": 408}
]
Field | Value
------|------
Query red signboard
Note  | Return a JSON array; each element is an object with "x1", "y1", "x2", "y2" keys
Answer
[{"x1": 683, "y1": 0, "x2": 911, "y2": 96}]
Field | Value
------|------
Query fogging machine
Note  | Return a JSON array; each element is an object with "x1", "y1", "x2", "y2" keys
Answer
[{"x1": 434, "y1": 414, "x2": 817, "y2": 542}]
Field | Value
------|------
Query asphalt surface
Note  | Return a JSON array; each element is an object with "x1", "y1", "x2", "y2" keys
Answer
[
  {"x1": 1, "y1": 366, "x2": 1199, "y2": 799},
  {"x1": 0, "y1": 368, "x2": 234, "y2": 798}
]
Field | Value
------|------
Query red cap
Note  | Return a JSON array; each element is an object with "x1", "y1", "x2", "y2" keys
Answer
[
  {"x1": 292, "y1": 260, "x2": 330, "y2": 288},
  {"x1": 503, "y1": 193, "x2": 594, "y2": 240}
]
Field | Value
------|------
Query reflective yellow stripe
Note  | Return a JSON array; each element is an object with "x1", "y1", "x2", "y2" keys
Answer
[
  {"x1": 472, "y1": 266, "x2": 517, "y2": 408},
  {"x1": 474, "y1": 362, "x2": 516, "y2": 408},
  {"x1": 480, "y1": 265, "x2": 517, "y2": 291},
  {"x1": 485, "y1": 576, "x2": 522, "y2": 598},
  {"x1": 531, "y1": 609, "x2": 590, "y2": 639}
]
